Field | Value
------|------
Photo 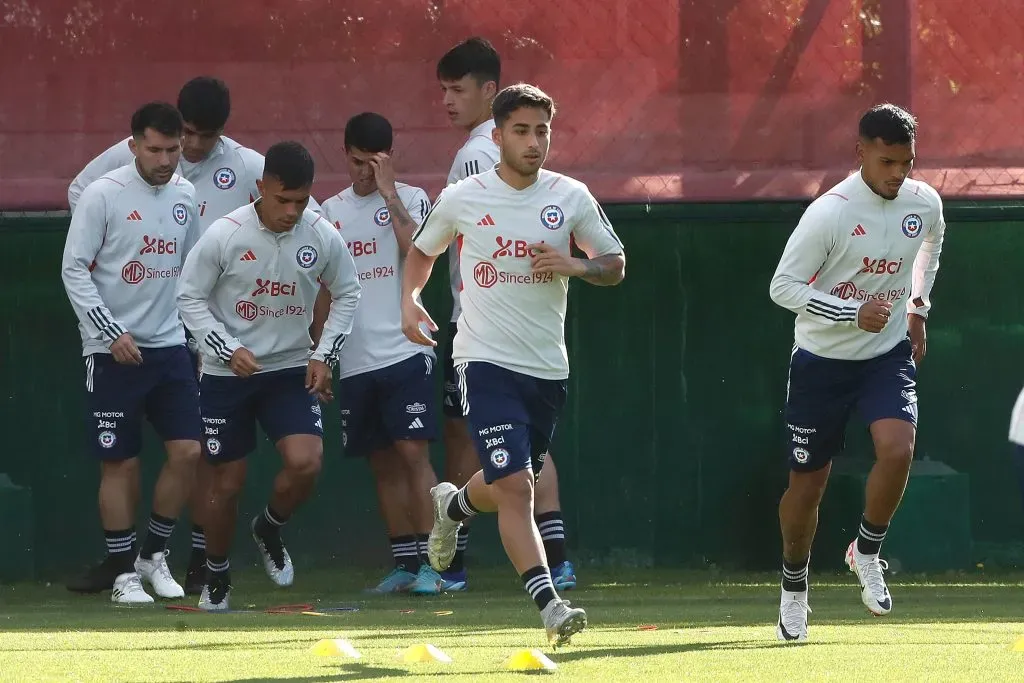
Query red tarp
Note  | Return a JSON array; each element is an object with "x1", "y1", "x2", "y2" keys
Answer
[{"x1": 1, "y1": 0, "x2": 1022, "y2": 209}]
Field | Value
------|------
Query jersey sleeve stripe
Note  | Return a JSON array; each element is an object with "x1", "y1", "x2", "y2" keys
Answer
[
  {"x1": 205, "y1": 331, "x2": 235, "y2": 363},
  {"x1": 806, "y1": 300, "x2": 857, "y2": 322}
]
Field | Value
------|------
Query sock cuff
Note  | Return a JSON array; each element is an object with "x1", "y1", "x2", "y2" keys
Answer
[
  {"x1": 859, "y1": 517, "x2": 889, "y2": 541},
  {"x1": 535, "y1": 511, "x2": 563, "y2": 523},
  {"x1": 264, "y1": 506, "x2": 287, "y2": 527},
  {"x1": 206, "y1": 556, "x2": 230, "y2": 573}
]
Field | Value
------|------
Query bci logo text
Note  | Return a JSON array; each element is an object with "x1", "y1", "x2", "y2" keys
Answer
[
  {"x1": 251, "y1": 279, "x2": 296, "y2": 297},
  {"x1": 350, "y1": 239, "x2": 378, "y2": 257},
  {"x1": 140, "y1": 235, "x2": 177, "y2": 255},
  {"x1": 491, "y1": 236, "x2": 543, "y2": 259},
  {"x1": 860, "y1": 257, "x2": 903, "y2": 275}
]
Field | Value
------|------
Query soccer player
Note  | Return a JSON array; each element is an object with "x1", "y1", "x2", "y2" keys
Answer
[
  {"x1": 402, "y1": 84, "x2": 625, "y2": 645},
  {"x1": 68, "y1": 76, "x2": 321, "y2": 593},
  {"x1": 437, "y1": 36, "x2": 577, "y2": 592},
  {"x1": 61, "y1": 102, "x2": 202, "y2": 603},
  {"x1": 769, "y1": 104, "x2": 944, "y2": 641},
  {"x1": 1011, "y1": 388, "x2": 1024, "y2": 508},
  {"x1": 176, "y1": 141, "x2": 360, "y2": 610},
  {"x1": 316, "y1": 113, "x2": 442, "y2": 595}
]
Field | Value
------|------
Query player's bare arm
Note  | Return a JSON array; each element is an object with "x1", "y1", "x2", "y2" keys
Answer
[
  {"x1": 310, "y1": 283, "x2": 331, "y2": 346},
  {"x1": 907, "y1": 312, "x2": 927, "y2": 363},
  {"x1": 369, "y1": 153, "x2": 418, "y2": 257},
  {"x1": 400, "y1": 246, "x2": 440, "y2": 347},
  {"x1": 528, "y1": 242, "x2": 625, "y2": 286}
]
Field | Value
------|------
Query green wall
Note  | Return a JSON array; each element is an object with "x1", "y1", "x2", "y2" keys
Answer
[{"x1": 1, "y1": 202, "x2": 1022, "y2": 580}]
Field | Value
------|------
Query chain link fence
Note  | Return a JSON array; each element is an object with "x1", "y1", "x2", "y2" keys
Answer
[{"x1": 1, "y1": 0, "x2": 1022, "y2": 209}]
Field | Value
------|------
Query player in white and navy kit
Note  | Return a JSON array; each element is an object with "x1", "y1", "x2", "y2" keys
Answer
[
  {"x1": 1010, "y1": 388, "x2": 1024, "y2": 509},
  {"x1": 402, "y1": 85, "x2": 625, "y2": 645},
  {"x1": 436, "y1": 36, "x2": 578, "y2": 593},
  {"x1": 317, "y1": 113, "x2": 442, "y2": 595},
  {"x1": 68, "y1": 77, "x2": 321, "y2": 594},
  {"x1": 177, "y1": 142, "x2": 361, "y2": 611},
  {"x1": 769, "y1": 105, "x2": 945, "y2": 641},
  {"x1": 61, "y1": 103, "x2": 202, "y2": 604}
]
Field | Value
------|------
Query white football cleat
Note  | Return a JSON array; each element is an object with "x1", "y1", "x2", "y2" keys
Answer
[
  {"x1": 541, "y1": 599, "x2": 587, "y2": 647},
  {"x1": 845, "y1": 541, "x2": 892, "y2": 616},
  {"x1": 111, "y1": 572, "x2": 154, "y2": 604},
  {"x1": 135, "y1": 550, "x2": 185, "y2": 599},
  {"x1": 426, "y1": 483, "x2": 462, "y2": 572},
  {"x1": 251, "y1": 518, "x2": 294, "y2": 587},
  {"x1": 776, "y1": 591, "x2": 811, "y2": 641},
  {"x1": 198, "y1": 583, "x2": 231, "y2": 611}
]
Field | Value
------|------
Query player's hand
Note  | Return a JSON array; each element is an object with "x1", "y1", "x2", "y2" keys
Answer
[
  {"x1": 402, "y1": 299, "x2": 438, "y2": 347},
  {"x1": 369, "y1": 152, "x2": 397, "y2": 198},
  {"x1": 908, "y1": 313, "x2": 927, "y2": 364},
  {"x1": 306, "y1": 359, "x2": 333, "y2": 400},
  {"x1": 527, "y1": 242, "x2": 584, "y2": 277},
  {"x1": 110, "y1": 333, "x2": 144, "y2": 366},
  {"x1": 857, "y1": 300, "x2": 893, "y2": 333},
  {"x1": 229, "y1": 347, "x2": 262, "y2": 378}
]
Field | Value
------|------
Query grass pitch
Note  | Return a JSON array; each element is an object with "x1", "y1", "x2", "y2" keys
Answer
[{"x1": 2, "y1": 567, "x2": 1023, "y2": 681}]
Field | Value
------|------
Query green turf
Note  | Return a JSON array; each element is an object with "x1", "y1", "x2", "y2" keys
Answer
[{"x1": 2, "y1": 568, "x2": 1023, "y2": 681}]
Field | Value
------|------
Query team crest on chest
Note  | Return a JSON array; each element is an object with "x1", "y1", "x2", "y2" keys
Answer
[
  {"x1": 296, "y1": 245, "x2": 318, "y2": 268},
  {"x1": 901, "y1": 213, "x2": 923, "y2": 238},
  {"x1": 214, "y1": 167, "x2": 237, "y2": 190},
  {"x1": 172, "y1": 203, "x2": 188, "y2": 225},
  {"x1": 374, "y1": 206, "x2": 391, "y2": 226},
  {"x1": 541, "y1": 205, "x2": 564, "y2": 230}
]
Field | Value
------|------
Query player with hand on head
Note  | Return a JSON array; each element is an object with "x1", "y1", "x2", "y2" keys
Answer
[
  {"x1": 315, "y1": 113, "x2": 443, "y2": 595},
  {"x1": 176, "y1": 141, "x2": 361, "y2": 611},
  {"x1": 769, "y1": 104, "x2": 944, "y2": 641},
  {"x1": 61, "y1": 102, "x2": 203, "y2": 603},
  {"x1": 403, "y1": 84, "x2": 625, "y2": 645},
  {"x1": 436, "y1": 36, "x2": 578, "y2": 593}
]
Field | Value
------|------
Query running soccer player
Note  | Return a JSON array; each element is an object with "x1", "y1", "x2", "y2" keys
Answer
[
  {"x1": 769, "y1": 104, "x2": 944, "y2": 641},
  {"x1": 316, "y1": 113, "x2": 442, "y2": 595},
  {"x1": 61, "y1": 102, "x2": 202, "y2": 603},
  {"x1": 437, "y1": 36, "x2": 577, "y2": 592},
  {"x1": 402, "y1": 84, "x2": 625, "y2": 645},
  {"x1": 176, "y1": 141, "x2": 360, "y2": 610},
  {"x1": 68, "y1": 76, "x2": 321, "y2": 593}
]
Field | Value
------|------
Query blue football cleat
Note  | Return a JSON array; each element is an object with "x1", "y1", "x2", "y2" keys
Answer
[{"x1": 552, "y1": 560, "x2": 577, "y2": 591}]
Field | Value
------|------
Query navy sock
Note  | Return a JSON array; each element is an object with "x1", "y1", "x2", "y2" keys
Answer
[
  {"x1": 856, "y1": 516, "x2": 888, "y2": 556},
  {"x1": 782, "y1": 556, "x2": 809, "y2": 592}
]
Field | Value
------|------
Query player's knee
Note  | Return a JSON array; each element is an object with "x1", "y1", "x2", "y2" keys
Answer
[
  {"x1": 876, "y1": 440, "x2": 914, "y2": 466},
  {"x1": 166, "y1": 440, "x2": 201, "y2": 469},
  {"x1": 787, "y1": 469, "x2": 830, "y2": 507},
  {"x1": 492, "y1": 470, "x2": 535, "y2": 509},
  {"x1": 289, "y1": 449, "x2": 323, "y2": 479},
  {"x1": 101, "y1": 456, "x2": 140, "y2": 479}
]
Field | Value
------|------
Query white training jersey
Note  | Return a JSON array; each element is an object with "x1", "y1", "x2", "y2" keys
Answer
[
  {"x1": 176, "y1": 203, "x2": 361, "y2": 376},
  {"x1": 61, "y1": 163, "x2": 198, "y2": 356},
  {"x1": 446, "y1": 119, "x2": 500, "y2": 322},
  {"x1": 320, "y1": 183, "x2": 434, "y2": 379},
  {"x1": 68, "y1": 135, "x2": 322, "y2": 251},
  {"x1": 1010, "y1": 387, "x2": 1024, "y2": 446},
  {"x1": 769, "y1": 170, "x2": 945, "y2": 361},
  {"x1": 413, "y1": 168, "x2": 624, "y2": 380}
]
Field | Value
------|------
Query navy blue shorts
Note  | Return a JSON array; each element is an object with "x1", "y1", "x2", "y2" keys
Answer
[
  {"x1": 339, "y1": 353, "x2": 438, "y2": 458},
  {"x1": 784, "y1": 338, "x2": 918, "y2": 472},
  {"x1": 442, "y1": 322, "x2": 463, "y2": 418},
  {"x1": 85, "y1": 345, "x2": 201, "y2": 461},
  {"x1": 458, "y1": 361, "x2": 567, "y2": 484},
  {"x1": 199, "y1": 367, "x2": 324, "y2": 463}
]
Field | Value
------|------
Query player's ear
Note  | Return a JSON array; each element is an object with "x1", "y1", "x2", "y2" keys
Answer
[
  {"x1": 255, "y1": 178, "x2": 264, "y2": 197},
  {"x1": 128, "y1": 137, "x2": 138, "y2": 157},
  {"x1": 491, "y1": 125, "x2": 501, "y2": 147},
  {"x1": 483, "y1": 80, "x2": 498, "y2": 100},
  {"x1": 855, "y1": 138, "x2": 865, "y2": 165}
]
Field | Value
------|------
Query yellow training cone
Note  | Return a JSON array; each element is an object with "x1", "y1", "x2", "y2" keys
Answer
[
  {"x1": 401, "y1": 643, "x2": 453, "y2": 664},
  {"x1": 310, "y1": 638, "x2": 361, "y2": 659},
  {"x1": 1012, "y1": 637, "x2": 1024, "y2": 652},
  {"x1": 505, "y1": 648, "x2": 558, "y2": 672}
]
